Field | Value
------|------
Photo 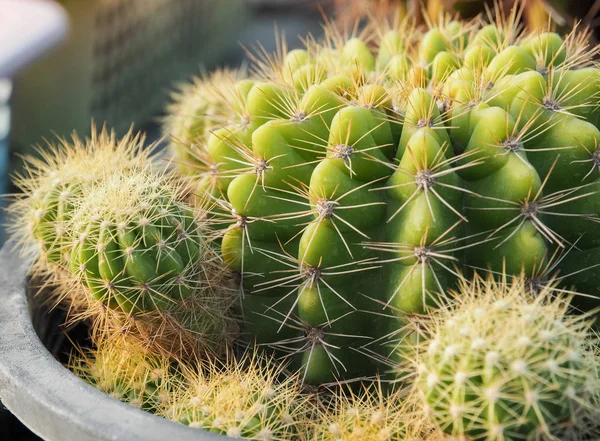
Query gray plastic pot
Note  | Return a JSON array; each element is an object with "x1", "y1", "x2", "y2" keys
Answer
[{"x1": 0, "y1": 243, "x2": 223, "y2": 441}]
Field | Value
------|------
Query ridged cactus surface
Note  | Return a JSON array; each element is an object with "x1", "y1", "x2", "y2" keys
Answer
[
  {"x1": 9, "y1": 126, "x2": 239, "y2": 359},
  {"x1": 69, "y1": 170, "x2": 204, "y2": 313},
  {"x1": 65, "y1": 169, "x2": 240, "y2": 356},
  {"x1": 166, "y1": 15, "x2": 600, "y2": 384},
  {"x1": 9, "y1": 127, "x2": 151, "y2": 272}
]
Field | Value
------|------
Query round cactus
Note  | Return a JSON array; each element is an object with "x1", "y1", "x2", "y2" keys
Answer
[
  {"x1": 158, "y1": 351, "x2": 311, "y2": 440},
  {"x1": 62, "y1": 168, "x2": 240, "y2": 357},
  {"x1": 70, "y1": 336, "x2": 174, "y2": 412},
  {"x1": 7, "y1": 126, "x2": 240, "y2": 358},
  {"x1": 168, "y1": 11, "x2": 600, "y2": 384},
  {"x1": 407, "y1": 274, "x2": 600, "y2": 441},
  {"x1": 68, "y1": 170, "x2": 207, "y2": 313},
  {"x1": 8, "y1": 126, "x2": 153, "y2": 274}
]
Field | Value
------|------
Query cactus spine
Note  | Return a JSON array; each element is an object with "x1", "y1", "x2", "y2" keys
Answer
[
  {"x1": 407, "y1": 274, "x2": 600, "y2": 441},
  {"x1": 159, "y1": 352, "x2": 311, "y2": 440}
]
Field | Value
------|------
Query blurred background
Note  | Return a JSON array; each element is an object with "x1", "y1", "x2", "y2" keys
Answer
[{"x1": 1, "y1": 0, "x2": 598, "y2": 439}]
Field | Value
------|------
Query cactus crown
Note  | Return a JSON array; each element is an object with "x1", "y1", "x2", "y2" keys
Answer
[
  {"x1": 407, "y1": 274, "x2": 600, "y2": 441},
  {"x1": 311, "y1": 380, "x2": 443, "y2": 441},
  {"x1": 159, "y1": 351, "x2": 311, "y2": 440},
  {"x1": 69, "y1": 336, "x2": 173, "y2": 411},
  {"x1": 8, "y1": 125, "x2": 153, "y2": 271}
]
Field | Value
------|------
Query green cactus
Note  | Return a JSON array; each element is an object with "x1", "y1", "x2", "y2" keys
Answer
[
  {"x1": 63, "y1": 168, "x2": 241, "y2": 357},
  {"x1": 168, "y1": 12, "x2": 600, "y2": 385},
  {"x1": 406, "y1": 274, "x2": 600, "y2": 441},
  {"x1": 8, "y1": 126, "x2": 240, "y2": 358},
  {"x1": 68, "y1": 170, "x2": 205, "y2": 313},
  {"x1": 8, "y1": 126, "x2": 152, "y2": 274}
]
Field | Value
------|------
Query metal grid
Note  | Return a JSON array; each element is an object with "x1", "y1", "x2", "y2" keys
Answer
[{"x1": 12, "y1": 0, "x2": 247, "y2": 154}]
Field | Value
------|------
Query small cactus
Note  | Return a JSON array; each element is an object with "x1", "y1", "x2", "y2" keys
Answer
[
  {"x1": 159, "y1": 351, "x2": 311, "y2": 440},
  {"x1": 7, "y1": 126, "x2": 239, "y2": 358},
  {"x1": 68, "y1": 170, "x2": 206, "y2": 313},
  {"x1": 407, "y1": 274, "x2": 600, "y2": 441},
  {"x1": 63, "y1": 168, "x2": 240, "y2": 357},
  {"x1": 8, "y1": 126, "x2": 152, "y2": 273},
  {"x1": 69, "y1": 336, "x2": 174, "y2": 412}
]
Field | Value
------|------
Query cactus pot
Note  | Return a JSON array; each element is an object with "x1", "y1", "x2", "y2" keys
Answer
[{"x1": 0, "y1": 243, "x2": 227, "y2": 441}]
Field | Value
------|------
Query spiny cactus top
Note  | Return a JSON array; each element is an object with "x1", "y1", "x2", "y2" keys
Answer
[
  {"x1": 158, "y1": 352, "x2": 311, "y2": 440},
  {"x1": 165, "y1": 10, "x2": 600, "y2": 384},
  {"x1": 68, "y1": 170, "x2": 205, "y2": 313},
  {"x1": 9, "y1": 126, "x2": 152, "y2": 271},
  {"x1": 407, "y1": 274, "x2": 600, "y2": 441},
  {"x1": 70, "y1": 336, "x2": 173, "y2": 412},
  {"x1": 310, "y1": 381, "x2": 443, "y2": 441}
]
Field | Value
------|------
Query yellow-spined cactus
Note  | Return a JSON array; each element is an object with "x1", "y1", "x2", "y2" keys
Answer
[
  {"x1": 69, "y1": 336, "x2": 174, "y2": 412},
  {"x1": 9, "y1": 125, "x2": 153, "y2": 275},
  {"x1": 159, "y1": 352, "x2": 311, "y2": 440},
  {"x1": 406, "y1": 274, "x2": 600, "y2": 441}
]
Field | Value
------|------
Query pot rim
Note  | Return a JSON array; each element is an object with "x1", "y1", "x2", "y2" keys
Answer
[{"x1": 0, "y1": 243, "x2": 225, "y2": 441}]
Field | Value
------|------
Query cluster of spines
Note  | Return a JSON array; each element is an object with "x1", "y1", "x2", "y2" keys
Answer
[
  {"x1": 71, "y1": 341, "x2": 449, "y2": 441},
  {"x1": 309, "y1": 380, "x2": 443, "y2": 441},
  {"x1": 69, "y1": 336, "x2": 173, "y2": 412},
  {"x1": 156, "y1": 351, "x2": 310, "y2": 440},
  {"x1": 8, "y1": 125, "x2": 152, "y2": 275},
  {"x1": 406, "y1": 273, "x2": 600, "y2": 441},
  {"x1": 67, "y1": 170, "x2": 204, "y2": 313}
]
